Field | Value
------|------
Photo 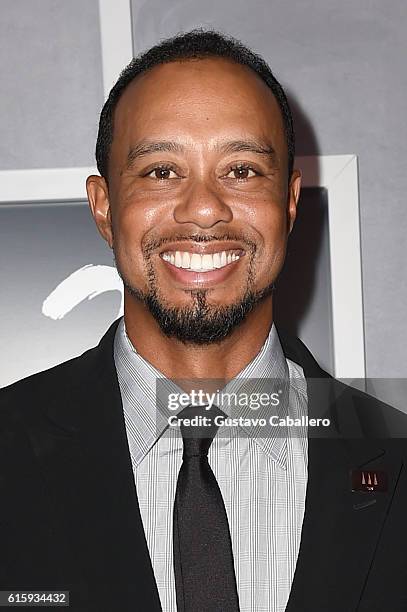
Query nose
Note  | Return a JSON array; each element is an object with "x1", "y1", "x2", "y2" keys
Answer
[{"x1": 173, "y1": 179, "x2": 233, "y2": 228}]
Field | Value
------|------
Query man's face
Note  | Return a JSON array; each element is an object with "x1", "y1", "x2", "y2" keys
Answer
[{"x1": 88, "y1": 58, "x2": 301, "y2": 344}]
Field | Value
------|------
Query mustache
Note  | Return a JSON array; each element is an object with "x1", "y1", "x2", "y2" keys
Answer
[{"x1": 143, "y1": 233, "x2": 257, "y2": 255}]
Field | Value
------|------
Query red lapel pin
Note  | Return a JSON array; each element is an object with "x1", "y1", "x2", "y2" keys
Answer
[{"x1": 351, "y1": 469, "x2": 387, "y2": 492}]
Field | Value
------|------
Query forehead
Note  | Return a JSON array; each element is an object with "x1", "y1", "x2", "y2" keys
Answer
[{"x1": 112, "y1": 57, "x2": 286, "y2": 156}]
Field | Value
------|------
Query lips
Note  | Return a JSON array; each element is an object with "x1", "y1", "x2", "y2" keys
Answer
[
  {"x1": 156, "y1": 239, "x2": 247, "y2": 287},
  {"x1": 160, "y1": 249, "x2": 244, "y2": 272},
  {"x1": 158, "y1": 242, "x2": 246, "y2": 287}
]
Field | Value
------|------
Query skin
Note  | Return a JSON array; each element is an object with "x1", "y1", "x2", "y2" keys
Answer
[{"x1": 86, "y1": 57, "x2": 301, "y2": 381}]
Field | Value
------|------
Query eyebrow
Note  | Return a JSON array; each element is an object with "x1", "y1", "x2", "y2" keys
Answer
[
  {"x1": 125, "y1": 138, "x2": 278, "y2": 168},
  {"x1": 216, "y1": 139, "x2": 278, "y2": 164}
]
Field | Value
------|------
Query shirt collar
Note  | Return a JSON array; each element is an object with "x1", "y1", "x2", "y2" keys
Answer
[{"x1": 114, "y1": 316, "x2": 292, "y2": 468}]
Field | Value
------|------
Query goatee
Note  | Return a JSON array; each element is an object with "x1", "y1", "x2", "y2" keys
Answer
[{"x1": 119, "y1": 278, "x2": 274, "y2": 345}]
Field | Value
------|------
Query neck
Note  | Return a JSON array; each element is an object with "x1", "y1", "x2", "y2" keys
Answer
[{"x1": 123, "y1": 294, "x2": 274, "y2": 381}]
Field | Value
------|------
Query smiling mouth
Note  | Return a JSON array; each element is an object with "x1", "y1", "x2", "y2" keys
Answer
[{"x1": 160, "y1": 249, "x2": 245, "y2": 272}]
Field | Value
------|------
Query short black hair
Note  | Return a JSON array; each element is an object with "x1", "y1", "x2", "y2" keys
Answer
[{"x1": 95, "y1": 29, "x2": 295, "y2": 181}]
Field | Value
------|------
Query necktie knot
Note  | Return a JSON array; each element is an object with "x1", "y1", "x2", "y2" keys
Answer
[{"x1": 177, "y1": 404, "x2": 224, "y2": 459}]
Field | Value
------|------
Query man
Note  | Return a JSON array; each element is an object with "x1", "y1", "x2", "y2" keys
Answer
[{"x1": 1, "y1": 30, "x2": 407, "y2": 612}]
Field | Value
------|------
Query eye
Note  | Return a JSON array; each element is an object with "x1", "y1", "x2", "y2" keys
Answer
[
  {"x1": 145, "y1": 165, "x2": 179, "y2": 180},
  {"x1": 225, "y1": 164, "x2": 258, "y2": 180}
]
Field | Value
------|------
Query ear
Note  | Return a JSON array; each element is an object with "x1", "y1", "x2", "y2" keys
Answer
[
  {"x1": 287, "y1": 169, "x2": 302, "y2": 235},
  {"x1": 86, "y1": 175, "x2": 113, "y2": 248}
]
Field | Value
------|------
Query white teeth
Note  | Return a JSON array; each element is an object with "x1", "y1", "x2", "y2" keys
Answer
[
  {"x1": 213, "y1": 252, "x2": 222, "y2": 268},
  {"x1": 161, "y1": 250, "x2": 241, "y2": 272},
  {"x1": 201, "y1": 254, "x2": 213, "y2": 271},
  {"x1": 181, "y1": 252, "x2": 190, "y2": 268},
  {"x1": 190, "y1": 253, "x2": 202, "y2": 271}
]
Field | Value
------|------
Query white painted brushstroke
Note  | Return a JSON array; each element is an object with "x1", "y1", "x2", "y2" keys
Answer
[{"x1": 42, "y1": 264, "x2": 124, "y2": 320}]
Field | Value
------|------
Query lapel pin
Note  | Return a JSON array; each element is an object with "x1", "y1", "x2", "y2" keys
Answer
[{"x1": 351, "y1": 469, "x2": 388, "y2": 492}]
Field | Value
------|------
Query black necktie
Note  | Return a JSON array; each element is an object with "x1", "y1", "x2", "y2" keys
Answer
[{"x1": 173, "y1": 404, "x2": 240, "y2": 612}]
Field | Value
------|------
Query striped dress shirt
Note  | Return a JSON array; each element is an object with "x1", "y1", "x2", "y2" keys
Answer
[{"x1": 114, "y1": 317, "x2": 308, "y2": 612}]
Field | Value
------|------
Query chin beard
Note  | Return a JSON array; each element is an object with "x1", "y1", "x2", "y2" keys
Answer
[{"x1": 119, "y1": 278, "x2": 275, "y2": 345}]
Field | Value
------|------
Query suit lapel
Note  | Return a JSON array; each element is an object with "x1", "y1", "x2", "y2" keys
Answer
[
  {"x1": 279, "y1": 330, "x2": 403, "y2": 611},
  {"x1": 27, "y1": 319, "x2": 162, "y2": 611}
]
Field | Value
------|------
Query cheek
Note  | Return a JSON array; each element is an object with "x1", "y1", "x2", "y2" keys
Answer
[
  {"x1": 111, "y1": 210, "x2": 150, "y2": 283},
  {"x1": 253, "y1": 200, "x2": 288, "y2": 247},
  {"x1": 253, "y1": 207, "x2": 289, "y2": 275},
  {"x1": 113, "y1": 198, "x2": 154, "y2": 251},
  {"x1": 116, "y1": 217, "x2": 143, "y2": 257},
  {"x1": 112, "y1": 187, "x2": 172, "y2": 249}
]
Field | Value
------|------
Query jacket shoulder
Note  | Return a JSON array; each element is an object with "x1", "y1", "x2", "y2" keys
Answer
[
  {"x1": 0, "y1": 318, "x2": 121, "y2": 433},
  {"x1": 277, "y1": 325, "x2": 407, "y2": 440},
  {"x1": 0, "y1": 345, "x2": 98, "y2": 426}
]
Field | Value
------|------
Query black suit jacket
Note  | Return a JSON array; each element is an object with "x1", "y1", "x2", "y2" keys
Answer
[{"x1": 1, "y1": 319, "x2": 407, "y2": 611}]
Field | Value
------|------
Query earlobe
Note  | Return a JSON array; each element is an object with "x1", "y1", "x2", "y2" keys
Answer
[{"x1": 86, "y1": 175, "x2": 114, "y2": 248}]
